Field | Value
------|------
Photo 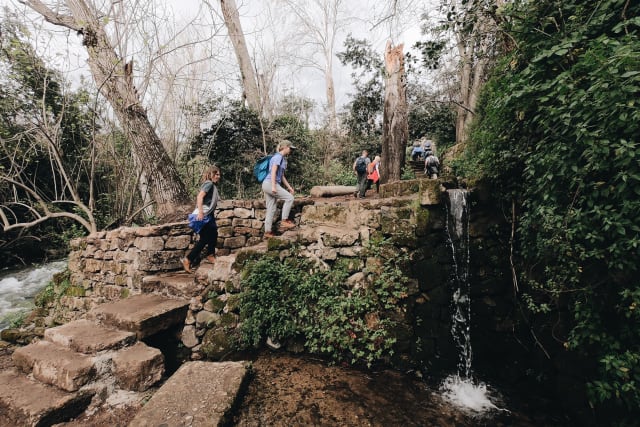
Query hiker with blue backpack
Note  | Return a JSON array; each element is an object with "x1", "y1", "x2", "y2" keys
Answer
[
  {"x1": 353, "y1": 150, "x2": 371, "y2": 198},
  {"x1": 261, "y1": 140, "x2": 297, "y2": 238}
]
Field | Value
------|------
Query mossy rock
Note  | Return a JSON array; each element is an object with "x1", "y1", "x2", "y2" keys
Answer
[
  {"x1": 219, "y1": 312, "x2": 239, "y2": 328},
  {"x1": 266, "y1": 238, "x2": 293, "y2": 251},
  {"x1": 204, "y1": 297, "x2": 226, "y2": 313},
  {"x1": 201, "y1": 328, "x2": 235, "y2": 360},
  {"x1": 0, "y1": 328, "x2": 22, "y2": 343},
  {"x1": 414, "y1": 207, "x2": 431, "y2": 237},
  {"x1": 233, "y1": 250, "x2": 262, "y2": 268},
  {"x1": 225, "y1": 294, "x2": 241, "y2": 313}
]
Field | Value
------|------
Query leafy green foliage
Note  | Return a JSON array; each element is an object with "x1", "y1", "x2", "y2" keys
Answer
[
  {"x1": 187, "y1": 100, "x2": 323, "y2": 198},
  {"x1": 465, "y1": 0, "x2": 640, "y2": 419},
  {"x1": 239, "y1": 239, "x2": 411, "y2": 367}
]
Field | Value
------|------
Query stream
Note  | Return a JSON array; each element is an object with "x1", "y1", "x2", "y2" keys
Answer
[{"x1": 0, "y1": 260, "x2": 66, "y2": 329}]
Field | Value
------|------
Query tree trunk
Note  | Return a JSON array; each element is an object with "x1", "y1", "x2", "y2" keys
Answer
[
  {"x1": 382, "y1": 41, "x2": 408, "y2": 184},
  {"x1": 24, "y1": 0, "x2": 190, "y2": 218},
  {"x1": 325, "y1": 52, "x2": 338, "y2": 133},
  {"x1": 453, "y1": 7, "x2": 495, "y2": 145},
  {"x1": 220, "y1": 0, "x2": 261, "y2": 112}
]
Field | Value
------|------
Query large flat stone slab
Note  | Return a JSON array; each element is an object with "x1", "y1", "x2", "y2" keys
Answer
[
  {"x1": 44, "y1": 319, "x2": 136, "y2": 354},
  {"x1": 112, "y1": 342, "x2": 164, "y2": 392},
  {"x1": 141, "y1": 272, "x2": 204, "y2": 298},
  {"x1": 0, "y1": 369, "x2": 93, "y2": 427},
  {"x1": 12, "y1": 341, "x2": 95, "y2": 392},
  {"x1": 87, "y1": 294, "x2": 189, "y2": 339},
  {"x1": 128, "y1": 361, "x2": 250, "y2": 427}
]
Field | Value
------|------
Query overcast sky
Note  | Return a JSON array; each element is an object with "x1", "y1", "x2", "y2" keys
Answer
[{"x1": 1, "y1": 0, "x2": 433, "y2": 124}]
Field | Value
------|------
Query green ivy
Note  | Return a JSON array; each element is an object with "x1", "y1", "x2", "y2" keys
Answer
[
  {"x1": 464, "y1": 0, "x2": 640, "y2": 421},
  {"x1": 239, "y1": 239, "x2": 410, "y2": 367}
]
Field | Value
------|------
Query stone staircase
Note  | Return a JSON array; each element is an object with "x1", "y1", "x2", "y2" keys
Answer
[
  {"x1": 408, "y1": 159, "x2": 428, "y2": 178},
  {"x1": 0, "y1": 294, "x2": 189, "y2": 426},
  {"x1": 1, "y1": 194, "x2": 435, "y2": 425}
]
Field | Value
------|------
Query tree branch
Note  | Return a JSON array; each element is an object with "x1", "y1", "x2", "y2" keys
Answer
[{"x1": 19, "y1": 0, "x2": 80, "y2": 31}]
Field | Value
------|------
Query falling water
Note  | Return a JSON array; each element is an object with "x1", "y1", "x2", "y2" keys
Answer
[{"x1": 440, "y1": 189, "x2": 501, "y2": 414}]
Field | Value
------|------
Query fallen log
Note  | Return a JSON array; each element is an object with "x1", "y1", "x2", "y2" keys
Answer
[{"x1": 309, "y1": 185, "x2": 357, "y2": 198}]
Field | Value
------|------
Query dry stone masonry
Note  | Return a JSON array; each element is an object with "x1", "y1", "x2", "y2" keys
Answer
[{"x1": 50, "y1": 179, "x2": 513, "y2": 374}]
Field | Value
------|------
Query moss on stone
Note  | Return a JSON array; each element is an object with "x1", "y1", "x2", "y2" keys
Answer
[
  {"x1": 226, "y1": 294, "x2": 241, "y2": 313},
  {"x1": 120, "y1": 287, "x2": 130, "y2": 298},
  {"x1": 414, "y1": 207, "x2": 431, "y2": 237},
  {"x1": 267, "y1": 238, "x2": 293, "y2": 251},
  {"x1": 219, "y1": 312, "x2": 239, "y2": 328},
  {"x1": 206, "y1": 297, "x2": 226, "y2": 313},
  {"x1": 63, "y1": 286, "x2": 86, "y2": 297},
  {"x1": 233, "y1": 250, "x2": 262, "y2": 268},
  {"x1": 201, "y1": 328, "x2": 234, "y2": 360}
]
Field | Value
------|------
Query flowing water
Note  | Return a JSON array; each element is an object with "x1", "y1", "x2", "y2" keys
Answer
[
  {"x1": 0, "y1": 260, "x2": 66, "y2": 329},
  {"x1": 440, "y1": 189, "x2": 502, "y2": 414}
]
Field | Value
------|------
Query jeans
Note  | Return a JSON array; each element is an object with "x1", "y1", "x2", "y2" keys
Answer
[{"x1": 262, "y1": 180, "x2": 294, "y2": 232}]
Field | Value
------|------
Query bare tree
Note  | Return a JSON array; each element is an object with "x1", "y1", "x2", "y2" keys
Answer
[
  {"x1": 19, "y1": 0, "x2": 190, "y2": 217},
  {"x1": 217, "y1": 0, "x2": 261, "y2": 113},
  {"x1": 423, "y1": 0, "x2": 500, "y2": 145},
  {"x1": 382, "y1": 40, "x2": 408, "y2": 183},
  {"x1": 280, "y1": 0, "x2": 350, "y2": 134},
  {"x1": 0, "y1": 91, "x2": 97, "y2": 233}
]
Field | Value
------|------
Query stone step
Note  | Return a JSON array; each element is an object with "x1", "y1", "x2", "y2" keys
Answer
[
  {"x1": 86, "y1": 294, "x2": 189, "y2": 339},
  {"x1": 194, "y1": 254, "x2": 238, "y2": 286},
  {"x1": 112, "y1": 342, "x2": 164, "y2": 392},
  {"x1": 12, "y1": 341, "x2": 95, "y2": 392},
  {"x1": 0, "y1": 369, "x2": 94, "y2": 427},
  {"x1": 128, "y1": 361, "x2": 250, "y2": 427},
  {"x1": 141, "y1": 272, "x2": 204, "y2": 298},
  {"x1": 44, "y1": 319, "x2": 136, "y2": 354}
]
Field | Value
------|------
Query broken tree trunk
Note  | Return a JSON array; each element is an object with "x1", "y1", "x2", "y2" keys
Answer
[{"x1": 381, "y1": 41, "x2": 408, "y2": 184}]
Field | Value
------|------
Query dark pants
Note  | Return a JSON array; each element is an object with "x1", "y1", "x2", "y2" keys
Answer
[
  {"x1": 187, "y1": 219, "x2": 217, "y2": 263},
  {"x1": 357, "y1": 172, "x2": 368, "y2": 197}
]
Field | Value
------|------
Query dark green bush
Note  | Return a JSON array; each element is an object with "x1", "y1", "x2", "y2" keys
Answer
[
  {"x1": 239, "y1": 239, "x2": 410, "y2": 367},
  {"x1": 466, "y1": 0, "x2": 640, "y2": 420}
]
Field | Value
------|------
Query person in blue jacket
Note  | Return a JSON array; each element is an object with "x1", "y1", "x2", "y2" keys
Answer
[{"x1": 262, "y1": 140, "x2": 297, "y2": 238}]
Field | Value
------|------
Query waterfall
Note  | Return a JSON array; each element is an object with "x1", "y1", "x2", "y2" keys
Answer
[
  {"x1": 440, "y1": 189, "x2": 501, "y2": 413},
  {"x1": 446, "y1": 189, "x2": 472, "y2": 378}
]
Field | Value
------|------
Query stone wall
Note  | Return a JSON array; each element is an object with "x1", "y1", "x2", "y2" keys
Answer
[
  {"x1": 62, "y1": 199, "x2": 310, "y2": 323},
  {"x1": 61, "y1": 182, "x2": 517, "y2": 374}
]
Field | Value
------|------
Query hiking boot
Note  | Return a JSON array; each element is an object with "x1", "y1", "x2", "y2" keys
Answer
[
  {"x1": 181, "y1": 258, "x2": 192, "y2": 273},
  {"x1": 279, "y1": 219, "x2": 296, "y2": 230},
  {"x1": 204, "y1": 255, "x2": 216, "y2": 264}
]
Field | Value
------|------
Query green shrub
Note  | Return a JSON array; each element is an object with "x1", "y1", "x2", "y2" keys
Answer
[{"x1": 239, "y1": 239, "x2": 410, "y2": 367}]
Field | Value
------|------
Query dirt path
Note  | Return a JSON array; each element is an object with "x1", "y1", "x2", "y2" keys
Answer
[{"x1": 0, "y1": 344, "x2": 565, "y2": 427}]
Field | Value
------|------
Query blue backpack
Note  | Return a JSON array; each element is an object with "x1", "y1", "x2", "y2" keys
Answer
[{"x1": 253, "y1": 154, "x2": 274, "y2": 182}]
